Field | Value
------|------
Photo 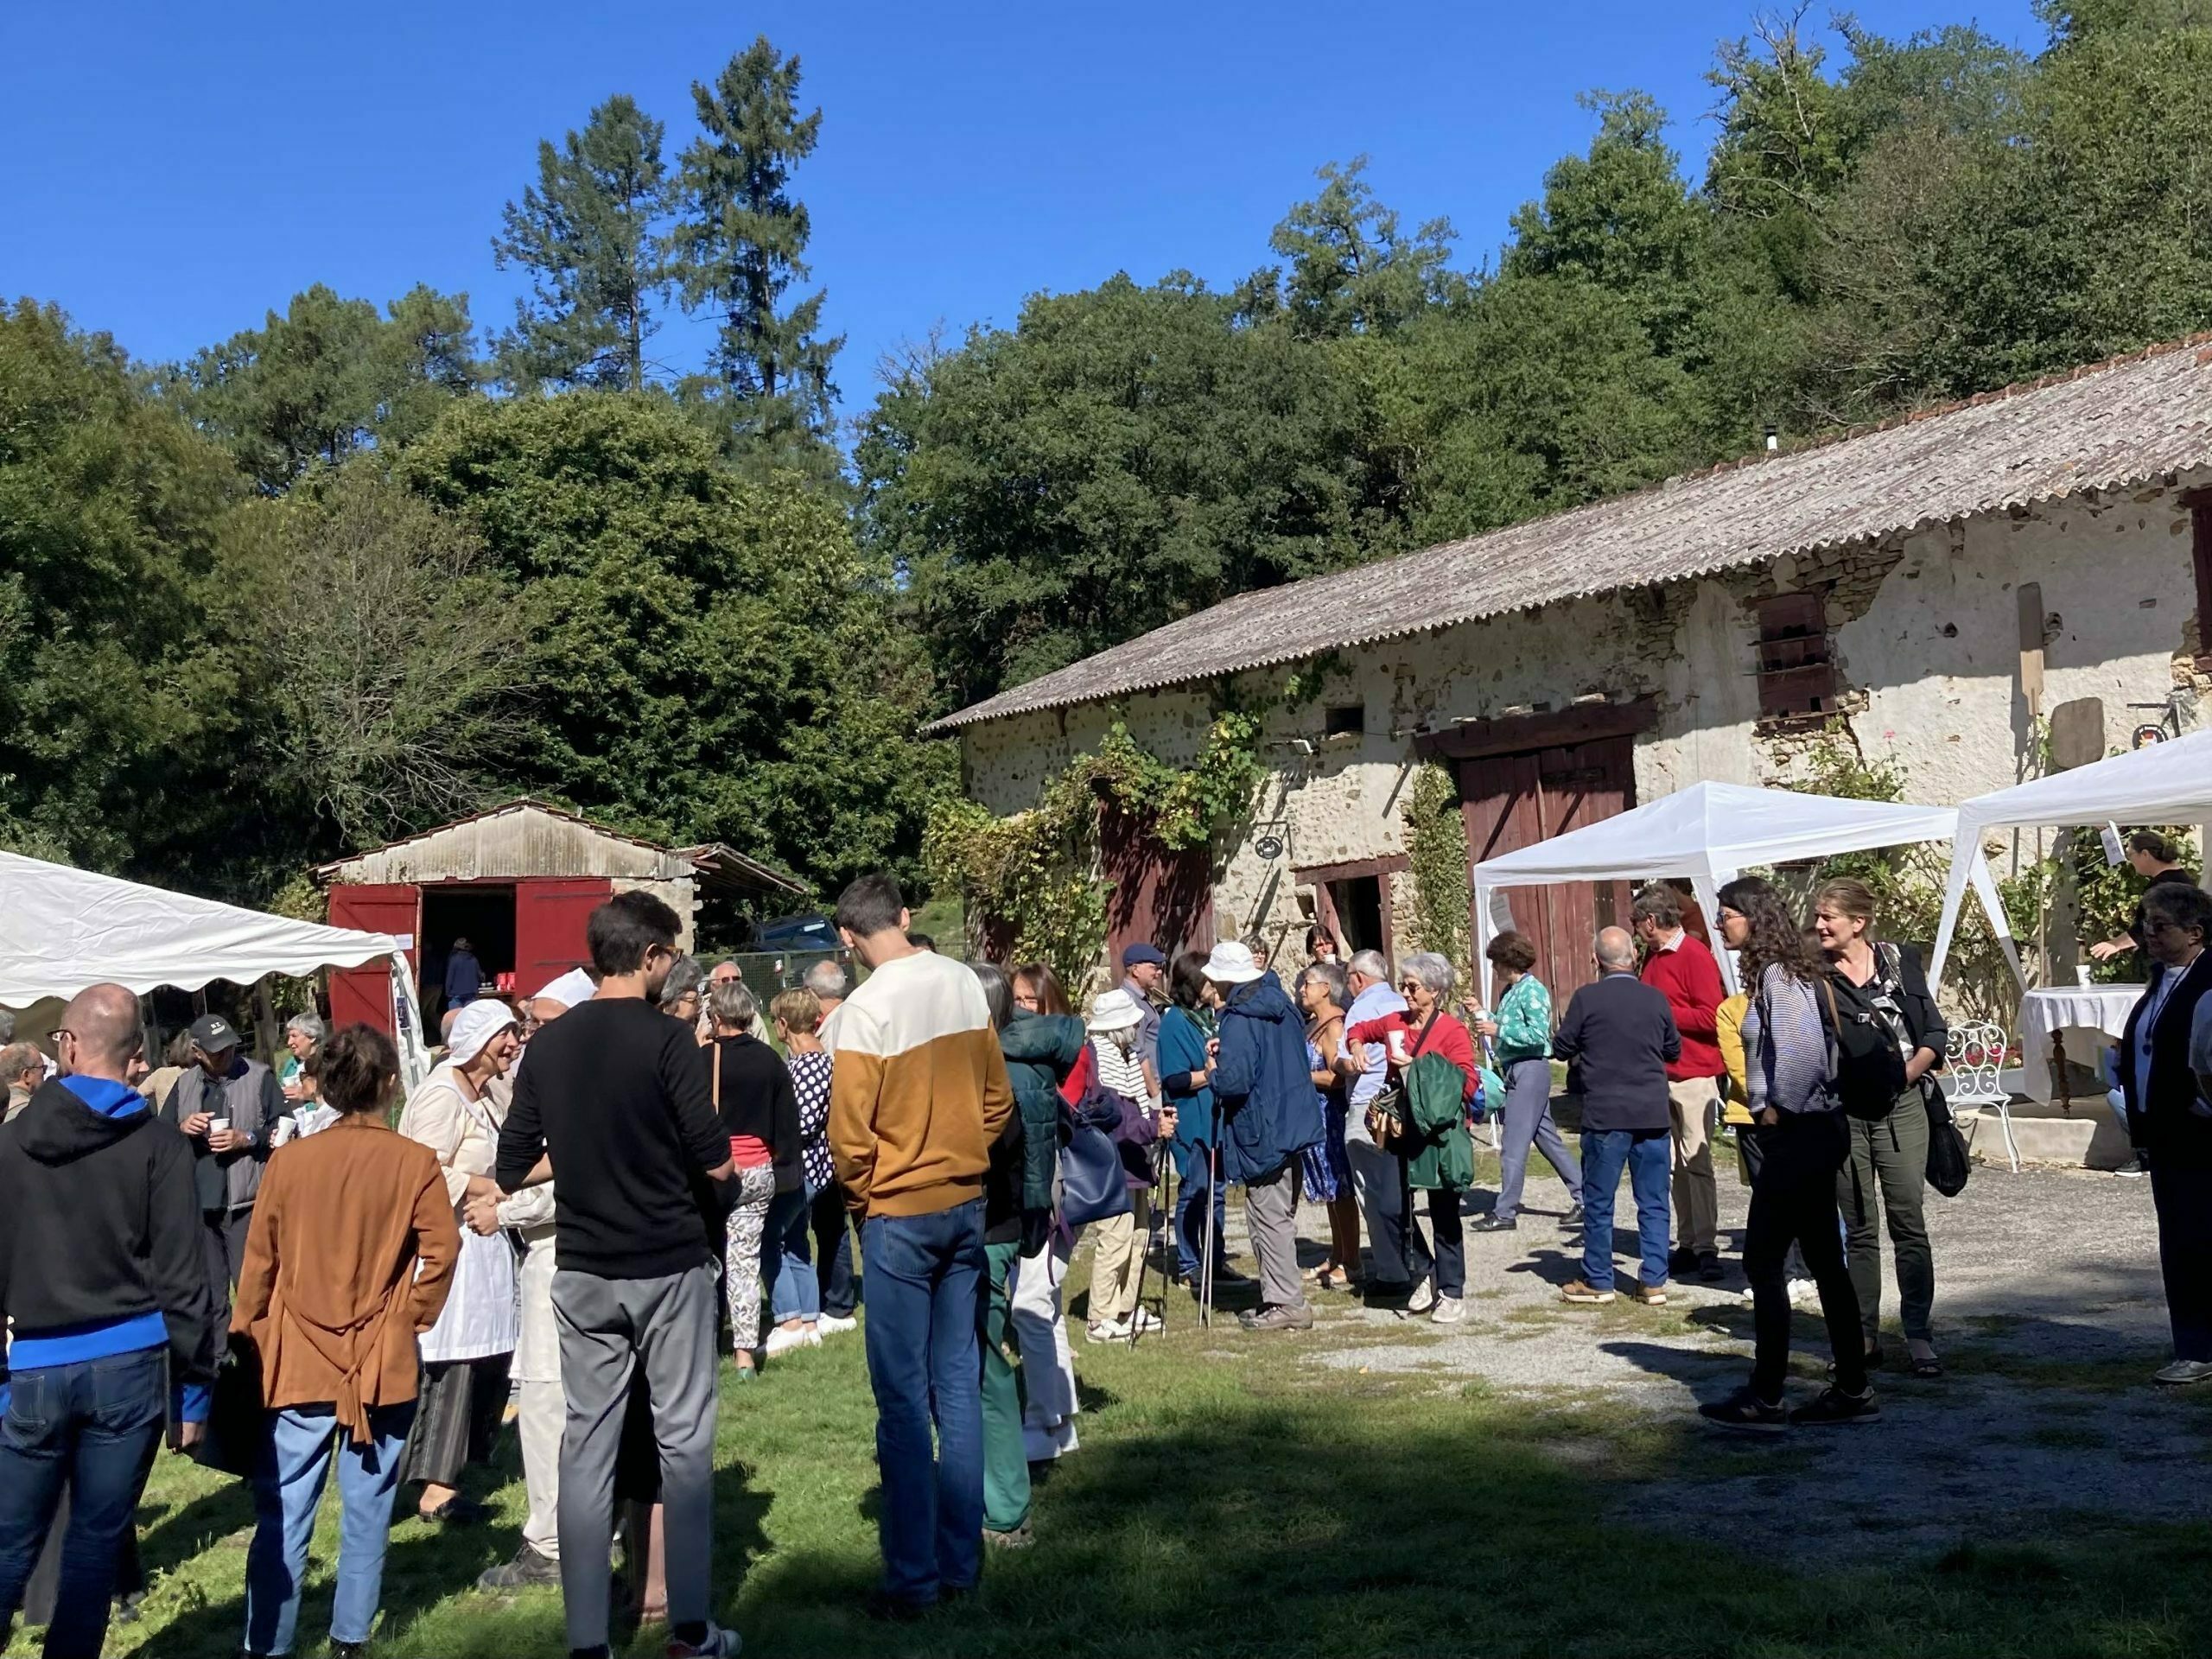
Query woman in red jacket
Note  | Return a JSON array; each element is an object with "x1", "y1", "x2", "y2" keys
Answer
[{"x1": 1344, "y1": 952, "x2": 1474, "y2": 1325}]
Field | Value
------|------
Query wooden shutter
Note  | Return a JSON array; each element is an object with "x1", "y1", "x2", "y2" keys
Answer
[{"x1": 327, "y1": 884, "x2": 419, "y2": 1033}]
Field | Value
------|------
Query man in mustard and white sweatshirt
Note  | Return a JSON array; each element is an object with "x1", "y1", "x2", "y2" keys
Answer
[{"x1": 823, "y1": 873, "x2": 1014, "y2": 1620}]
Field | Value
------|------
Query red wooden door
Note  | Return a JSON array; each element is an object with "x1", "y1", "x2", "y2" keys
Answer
[
  {"x1": 1100, "y1": 804, "x2": 1217, "y2": 969},
  {"x1": 1458, "y1": 737, "x2": 1636, "y2": 1003},
  {"x1": 514, "y1": 878, "x2": 613, "y2": 999},
  {"x1": 327, "y1": 883, "x2": 420, "y2": 1033}
]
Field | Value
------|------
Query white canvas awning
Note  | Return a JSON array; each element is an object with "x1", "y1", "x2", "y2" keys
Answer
[
  {"x1": 1471, "y1": 781, "x2": 2018, "y2": 1001},
  {"x1": 1929, "y1": 729, "x2": 2212, "y2": 994},
  {"x1": 0, "y1": 850, "x2": 431, "y2": 1084}
]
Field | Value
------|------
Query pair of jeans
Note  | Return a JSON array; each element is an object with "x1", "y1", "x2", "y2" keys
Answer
[
  {"x1": 978, "y1": 1240, "x2": 1031, "y2": 1535},
  {"x1": 1174, "y1": 1150, "x2": 1228, "y2": 1281},
  {"x1": 1372, "y1": 1159, "x2": 1465, "y2": 1298},
  {"x1": 1495, "y1": 1058, "x2": 1580, "y2": 1222},
  {"x1": 1839, "y1": 1094, "x2": 1935, "y2": 1344},
  {"x1": 810, "y1": 1184, "x2": 858, "y2": 1317},
  {"x1": 2151, "y1": 1163, "x2": 2212, "y2": 1363},
  {"x1": 861, "y1": 1200, "x2": 987, "y2": 1606},
  {"x1": 1745, "y1": 1110, "x2": 1865, "y2": 1402},
  {"x1": 1580, "y1": 1128, "x2": 1671, "y2": 1291},
  {"x1": 766, "y1": 1186, "x2": 823, "y2": 1325},
  {"x1": 0, "y1": 1346, "x2": 167, "y2": 1659},
  {"x1": 244, "y1": 1402, "x2": 415, "y2": 1655}
]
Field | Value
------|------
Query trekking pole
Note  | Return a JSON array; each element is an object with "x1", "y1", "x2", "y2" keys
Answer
[{"x1": 1130, "y1": 1137, "x2": 1168, "y2": 1347}]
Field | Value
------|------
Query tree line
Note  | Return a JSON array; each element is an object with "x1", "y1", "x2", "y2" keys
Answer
[{"x1": 5, "y1": 3, "x2": 2210, "y2": 912}]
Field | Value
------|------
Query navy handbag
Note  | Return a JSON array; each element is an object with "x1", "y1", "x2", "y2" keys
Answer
[{"x1": 1058, "y1": 1085, "x2": 1135, "y2": 1229}]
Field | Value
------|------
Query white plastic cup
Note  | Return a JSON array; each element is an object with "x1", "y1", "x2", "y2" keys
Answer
[{"x1": 2076, "y1": 965, "x2": 2094, "y2": 987}]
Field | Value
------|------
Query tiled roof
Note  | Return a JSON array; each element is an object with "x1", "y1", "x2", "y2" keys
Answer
[{"x1": 928, "y1": 334, "x2": 2212, "y2": 734}]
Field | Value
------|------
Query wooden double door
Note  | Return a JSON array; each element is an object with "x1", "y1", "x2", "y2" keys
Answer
[{"x1": 1456, "y1": 735, "x2": 1636, "y2": 1005}]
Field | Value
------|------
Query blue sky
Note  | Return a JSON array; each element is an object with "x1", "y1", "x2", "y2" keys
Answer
[{"x1": 4, "y1": 1, "x2": 2045, "y2": 423}]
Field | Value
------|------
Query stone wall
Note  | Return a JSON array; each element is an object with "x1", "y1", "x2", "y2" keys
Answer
[{"x1": 954, "y1": 478, "x2": 2209, "y2": 976}]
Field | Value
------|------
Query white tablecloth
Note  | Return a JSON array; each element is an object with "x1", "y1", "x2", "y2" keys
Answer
[{"x1": 2016, "y1": 985, "x2": 2145, "y2": 1103}]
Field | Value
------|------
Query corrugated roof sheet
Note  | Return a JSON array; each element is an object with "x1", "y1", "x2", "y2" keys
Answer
[{"x1": 928, "y1": 335, "x2": 2212, "y2": 734}]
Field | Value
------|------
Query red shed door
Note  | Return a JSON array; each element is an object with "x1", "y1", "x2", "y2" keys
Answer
[
  {"x1": 1101, "y1": 804, "x2": 1216, "y2": 968},
  {"x1": 1458, "y1": 736, "x2": 1636, "y2": 1002},
  {"x1": 515, "y1": 878, "x2": 613, "y2": 999},
  {"x1": 328, "y1": 884, "x2": 420, "y2": 1033}
]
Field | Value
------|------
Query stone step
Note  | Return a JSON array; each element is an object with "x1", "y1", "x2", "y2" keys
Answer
[{"x1": 1956, "y1": 1101, "x2": 2133, "y2": 1170}]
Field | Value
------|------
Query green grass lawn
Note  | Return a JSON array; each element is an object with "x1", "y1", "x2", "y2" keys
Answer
[{"x1": 20, "y1": 1300, "x2": 2212, "y2": 1658}]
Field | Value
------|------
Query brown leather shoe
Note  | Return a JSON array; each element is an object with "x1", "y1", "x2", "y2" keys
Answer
[
  {"x1": 1632, "y1": 1281, "x2": 1669, "y2": 1306},
  {"x1": 1559, "y1": 1278, "x2": 1616, "y2": 1304}
]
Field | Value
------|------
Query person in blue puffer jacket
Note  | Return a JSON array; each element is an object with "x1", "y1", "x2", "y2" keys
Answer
[{"x1": 1205, "y1": 941, "x2": 1323, "y2": 1332}]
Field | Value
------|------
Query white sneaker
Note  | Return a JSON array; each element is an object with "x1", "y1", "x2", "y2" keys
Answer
[
  {"x1": 1129, "y1": 1307, "x2": 1162, "y2": 1334},
  {"x1": 1430, "y1": 1294, "x2": 1465, "y2": 1325},
  {"x1": 817, "y1": 1313, "x2": 858, "y2": 1336},
  {"x1": 1739, "y1": 1285, "x2": 1758, "y2": 1303},
  {"x1": 1085, "y1": 1318, "x2": 1131, "y2": 1344},
  {"x1": 763, "y1": 1325, "x2": 810, "y2": 1357},
  {"x1": 1787, "y1": 1278, "x2": 1821, "y2": 1308},
  {"x1": 667, "y1": 1620, "x2": 741, "y2": 1658},
  {"x1": 2153, "y1": 1358, "x2": 2212, "y2": 1385},
  {"x1": 1407, "y1": 1280, "x2": 1438, "y2": 1315}
]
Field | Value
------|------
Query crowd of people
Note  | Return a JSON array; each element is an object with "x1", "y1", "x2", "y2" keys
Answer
[{"x1": 5, "y1": 851, "x2": 2212, "y2": 1655}]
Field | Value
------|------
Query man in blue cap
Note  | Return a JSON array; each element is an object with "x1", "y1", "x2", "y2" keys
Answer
[{"x1": 1120, "y1": 944, "x2": 1167, "y2": 1090}]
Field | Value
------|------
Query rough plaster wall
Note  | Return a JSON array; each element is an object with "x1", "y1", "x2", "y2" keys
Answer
[
  {"x1": 954, "y1": 481, "x2": 2209, "y2": 969},
  {"x1": 611, "y1": 877, "x2": 697, "y2": 953}
]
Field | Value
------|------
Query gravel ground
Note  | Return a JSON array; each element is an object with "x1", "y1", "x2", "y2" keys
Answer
[{"x1": 1200, "y1": 1155, "x2": 2212, "y2": 1556}]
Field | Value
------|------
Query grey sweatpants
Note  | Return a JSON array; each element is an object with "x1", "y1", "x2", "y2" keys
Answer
[
  {"x1": 552, "y1": 1264, "x2": 719, "y2": 1650},
  {"x1": 1495, "y1": 1058, "x2": 1580, "y2": 1221},
  {"x1": 1243, "y1": 1163, "x2": 1306, "y2": 1311}
]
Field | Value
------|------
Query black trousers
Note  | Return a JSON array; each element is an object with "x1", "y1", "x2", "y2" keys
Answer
[
  {"x1": 2151, "y1": 1163, "x2": 2212, "y2": 1363},
  {"x1": 1371, "y1": 1160, "x2": 1465, "y2": 1300},
  {"x1": 810, "y1": 1183, "x2": 859, "y2": 1317},
  {"x1": 1743, "y1": 1110, "x2": 1864, "y2": 1402}
]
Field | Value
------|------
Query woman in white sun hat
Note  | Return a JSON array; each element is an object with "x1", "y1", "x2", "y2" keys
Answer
[{"x1": 1082, "y1": 989, "x2": 1174, "y2": 1341}]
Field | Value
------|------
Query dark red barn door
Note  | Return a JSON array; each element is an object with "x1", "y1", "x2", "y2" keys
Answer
[
  {"x1": 327, "y1": 884, "x2": 420, "y2": 1033},
  {"x1": 515, "y1": 878, "x2": 613, "y2": 999},
  {"x1": 1101, "y1": 804, "x2": 1217, "y2": 969}
]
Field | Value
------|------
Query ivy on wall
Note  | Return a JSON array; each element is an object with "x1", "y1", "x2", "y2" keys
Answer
[
  {"x1": 925, "y1": 713, "x2": 1265, "y2": 989},
  {"x1": 1402, "y1": 763, "x2": 1471, "y2": 981}
]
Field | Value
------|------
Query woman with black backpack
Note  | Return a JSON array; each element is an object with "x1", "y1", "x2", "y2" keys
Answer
[{"x1": 1814, "y1": 878, "x2": 1948, "y2": 1379}]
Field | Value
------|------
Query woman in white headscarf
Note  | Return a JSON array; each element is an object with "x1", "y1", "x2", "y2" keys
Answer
[{"x1": 396, "y1": 998, "x2": 522, "y2": 1524}]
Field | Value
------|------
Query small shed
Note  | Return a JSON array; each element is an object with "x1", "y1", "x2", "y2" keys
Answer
[{"x1": 315, "y1": 798, "x2": 804, "y2": 1029}]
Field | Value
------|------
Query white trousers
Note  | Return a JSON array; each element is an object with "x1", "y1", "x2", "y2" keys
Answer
[{"x1": 1008, "y1": 1231, "x2": 1081, "y2": 1460}]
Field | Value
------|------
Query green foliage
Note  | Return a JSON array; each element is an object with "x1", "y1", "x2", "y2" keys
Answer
[
  {"x1": 674, "y1": 35, "x2": 843, "y2": 476},
  {"x1": 923, "y1": 715, "x2": 1265, "y2": 988},
  {"x1": 1403, "y1": 764, "x2": 1471, "y2": 981},
  {"x1": 398, "y1": 391, "x2": 944, "y2": 893},
  {"x1": 1239, "y1": 156, "x2": 1461, "y2": 336},
  {"x1": 2071, "y1": 824, "x2": 2197, "y2": 982},
  {"x1": 168, "y1": 283, "x2": 482, "y2": 493},
  {"x1": 492, "y1": 94, "x2": 675, "y2": 393}
]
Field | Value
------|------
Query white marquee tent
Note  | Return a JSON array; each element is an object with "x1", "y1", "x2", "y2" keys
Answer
[
  {"x1": 1928, "y1": 728, "x2": 2212, "y2": 995},
  {"x1": 0, "y1": 849, "x2": 430, "y2": 1084},
  {"x1": 1472, "y1": 781, "x2": 2019, "y2": 1001}
]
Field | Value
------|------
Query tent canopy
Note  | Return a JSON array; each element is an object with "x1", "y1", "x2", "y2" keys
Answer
[
  {"x1": 1471, "y1": 782, "x2": 2015, "y2": 1001},
  {"x1": 0, "y1": 849, "x2": 404, "y2": 1007},
  {"x1": 1929, "y1": 729, "x2": 2212, "y2": 992}
]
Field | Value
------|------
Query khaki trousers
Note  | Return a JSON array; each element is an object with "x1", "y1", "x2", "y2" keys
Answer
[
  {"x1": 1667, "y1": 1076, "x2": 1720, "y2": 1256},
  {"x1": 1086, "y1": 1194, "x2": 1150, "y2": 1325}
]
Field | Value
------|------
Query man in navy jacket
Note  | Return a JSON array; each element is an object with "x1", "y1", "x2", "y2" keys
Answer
[
  {"x1": 1553, "y1": 929, "x2": 1681, "y2": 1306},
  {"x1": 1205, "y1": 942, "x2": 1322, "y2": 1332}
]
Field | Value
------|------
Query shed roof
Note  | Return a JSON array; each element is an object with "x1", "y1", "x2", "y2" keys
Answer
[
  {"x1": 927, "y1": 334, "x2": 2212, "y2": 734},
  {"x1": 315, "y1": 799, "x2": 804, "y2": 897}
]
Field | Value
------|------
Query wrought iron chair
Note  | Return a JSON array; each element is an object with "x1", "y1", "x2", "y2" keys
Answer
[{"x1": 1945, "y1": 1021, "x2": 2018, "y2": 1173}]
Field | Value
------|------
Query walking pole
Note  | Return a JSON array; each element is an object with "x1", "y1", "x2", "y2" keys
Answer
[{"x1": 1130, "y1": 1136, "x2": 1170, "y2": 1347}]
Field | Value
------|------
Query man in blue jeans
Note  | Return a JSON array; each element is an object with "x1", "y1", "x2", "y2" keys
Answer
[
  {"x1": 823, "y1": 874, "x2": 1014, "y2": 1619},
  {"x1": 1550, "y1": 929, "x2": 1682, "y2": 1306},
  {"x1": 0, "y1": 982, "x2": 219, "y2": 1659}
]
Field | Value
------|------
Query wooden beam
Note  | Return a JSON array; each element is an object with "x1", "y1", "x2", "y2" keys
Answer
[
  {"x1": 1293, "y1": 854, "x2": 1410, "y2": 886},
  {"x1": 1411, "y1": 696, "x2": 1658, "y2": 762}
]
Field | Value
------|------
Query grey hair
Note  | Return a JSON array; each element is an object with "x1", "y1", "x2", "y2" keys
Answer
[
  {"x1": 1400, "y1": 951, "x2": 1455, "y2": 997},
  {"x1": 0, "y1": 1042, "x2": 41, "y2": 1090},
  {"x1": 709, "y1": 978, "x2": 760, "y2": 1032},
  {"x1": 1595, "y1": 927, "x2": 1639, "y2": 972},
  {"x1": 804, "y1": 958, "x2": 849, "y2": 999},
  {"x1": 659, "y1": 955, "x2": 704, "y2": 1009},
  {"x1": 1347, "y1": 949, "x2": 1390, "y2": 982},
  {"x1": 0, "y1": 1009, "x2": 14, "y2": 1045},
  {"x1": 1301, "y1": 959, "x2": 1348, "y2": 1007},
  {"x1": 285, "y1": 1012, "x2": 327, "y2": 1043}
]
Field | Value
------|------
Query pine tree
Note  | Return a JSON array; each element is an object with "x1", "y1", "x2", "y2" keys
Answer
[
  {"x1": 673, "y1": 35, "x2": 843, "y2": 468},
  {"x1": 492, "y1": 94, "x2": 673, "y2": 392}
]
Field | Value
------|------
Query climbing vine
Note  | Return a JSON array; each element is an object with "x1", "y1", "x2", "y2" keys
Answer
[
  {"x1": 925, "y1": 713, "x2": 1267, "y2": 988},
  {"x1": 1402, "y1": 762, "x2": 1471, "y2": 982}
]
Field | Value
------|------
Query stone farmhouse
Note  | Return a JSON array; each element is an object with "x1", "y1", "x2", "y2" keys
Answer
[{"x1": 927, "y1": 336, "x2": 2212, "y2": 1000}]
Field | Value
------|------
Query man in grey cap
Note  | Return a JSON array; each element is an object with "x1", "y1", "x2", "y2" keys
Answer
[
  {"x1": 161, "y1": 1014, "x2": 287, "y2": 1293},
  {"x1": 1119, "y1": 943, "x2": 1167, "y2": 1089}
]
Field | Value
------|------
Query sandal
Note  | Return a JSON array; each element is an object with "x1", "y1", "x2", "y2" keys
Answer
[{"x1": 1910, "y1": 1351, "x2": 1945, "y2": 1378}]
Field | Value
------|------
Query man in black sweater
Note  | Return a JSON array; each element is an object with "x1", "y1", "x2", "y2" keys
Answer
[
  {"x1": 496, "y1": 892, "x2": 738, "y2": 1659},
  {"x1": 1552, "y1": 928, "x2": 1682, "y2": 1306},
  {"x1": 0, "y1": 982, "x2": 218, "y2": 1659}
]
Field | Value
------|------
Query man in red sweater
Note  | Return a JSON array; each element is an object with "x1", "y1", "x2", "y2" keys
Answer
[{"x1": 1633, "y1": 887, "x2": 1726, "y2": 1282}]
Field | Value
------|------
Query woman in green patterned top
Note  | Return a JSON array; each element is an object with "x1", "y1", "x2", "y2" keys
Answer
[{"x1": 1472, "y1": 931, "x2": 1582, "y2": 1233}]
